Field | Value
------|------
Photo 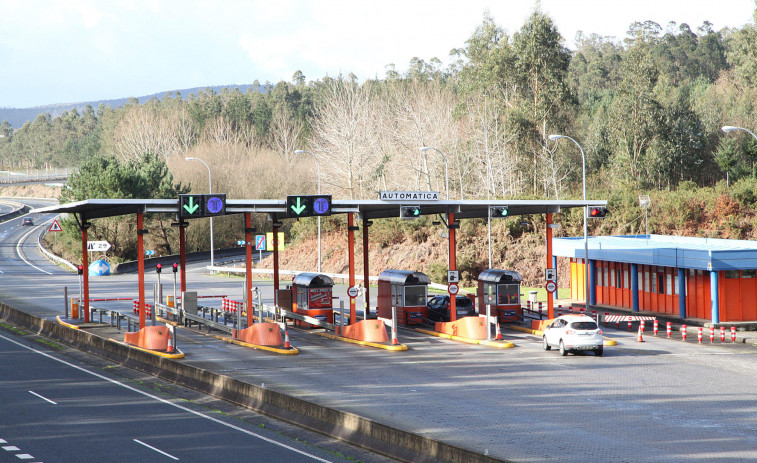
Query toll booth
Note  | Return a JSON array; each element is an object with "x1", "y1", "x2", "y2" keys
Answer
[
  {"x1": 477, "y1": 269, "x2": 523, "y2": 323},
  {"x1": 292, "y1": 272, "x2": 335, "y2": 328},
  {"x1": 377, "y1": 270, "x2": 430, "y2": 325}
]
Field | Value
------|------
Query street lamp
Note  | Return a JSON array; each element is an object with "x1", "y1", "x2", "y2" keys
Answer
[
  {"x1": 548, "y1": 134, "x2": 589, "y2": 309},
  {"x1": 419, "y1": 147, "x2": 449, "y2": 200},
  {"x1": 294, "y1": 149, "x2": 322, "y2": 273},
  {"x1": 185, "y1": 157, "x2": 214, "y2": 267}
]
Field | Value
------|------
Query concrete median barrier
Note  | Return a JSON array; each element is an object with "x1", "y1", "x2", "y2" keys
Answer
[{"x1": 0, "y1": 302, "x2": 503, "y2": 463}]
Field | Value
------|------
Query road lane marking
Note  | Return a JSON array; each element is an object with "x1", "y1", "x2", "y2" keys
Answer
[
  {"x1": 134, "y1": 439, "x2": 179, "y2": 460},
  {"x1": 0, "y1": 333, "x2": 332, "y2": 462},
  {"x1": 16, "y1": 226, "x2": 52, "y2": 275},
  {"x1": 28, "y1": 391, "x2": 57, "y2": 405},
  {"x1": 2, "y1": 446, "x2": 20, "y2": 451}
]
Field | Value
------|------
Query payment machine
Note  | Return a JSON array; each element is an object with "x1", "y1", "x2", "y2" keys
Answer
[
  {"x1": 377, "y1": 269, "x2": 430, "y2": 325},
  {"x1": 477, "y1": 269, "x2": 523, "y2": 322},
  {"x1": 292, "y1": 272, "x2": 335, "y2": 328}
]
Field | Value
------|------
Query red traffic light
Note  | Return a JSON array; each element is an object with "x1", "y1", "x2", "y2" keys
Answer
[
  {"x1": 589, "y1": 207, "x2": 607, "y2": 218},
  {"x1": 156, "y1": 263, "x2": 162, "y2": 273},
  {"x1": 77, "y1": 265, "x2": 84, "y2": 275},
  {"x1": 172, "y1": 263, "x2": 178, "y2": 273}
]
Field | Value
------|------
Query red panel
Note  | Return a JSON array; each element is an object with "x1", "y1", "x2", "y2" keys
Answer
[{"x1": 743, "y1": 275, "x2": 757, "y2": 321}]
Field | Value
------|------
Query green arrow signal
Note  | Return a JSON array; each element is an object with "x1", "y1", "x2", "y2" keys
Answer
[
  {"x1": 290, "y1": 197, "x2": 307, "y2": 215},
  {"x1": 183, "y1": 196, "x2": 200, "y2": 215},
  {"x1": 413, "y1": 208, "x2": 420, "y2": 216}
]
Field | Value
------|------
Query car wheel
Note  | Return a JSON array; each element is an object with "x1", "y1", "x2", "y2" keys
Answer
[
  {"x1": 543, "y1": 336, "x2": 551, "y2": 351},
  {"x1": 595, "y1": 346, "x2": 604, "y2": 356},
  {"x1": 559, "y1": 340, "x2": 568, "y2": 356}
]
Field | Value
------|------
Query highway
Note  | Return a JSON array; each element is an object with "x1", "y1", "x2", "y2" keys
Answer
[{"x1": 4, "y1": 198, "x2": 757, "y2": 462}]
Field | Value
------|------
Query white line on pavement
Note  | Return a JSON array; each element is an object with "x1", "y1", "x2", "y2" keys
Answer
[
  {"x1": 28, "y1": 390, "x2": 57, "y2": 405},
  {"x1": 133, "y1": 439, "x2": 179, "y2": 461}
]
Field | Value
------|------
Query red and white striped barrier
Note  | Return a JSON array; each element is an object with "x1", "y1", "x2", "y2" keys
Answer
[
  {"x1": 731, "y1": 326, "x2": 737, "y2": 343},
  {"x1": 222, "y1": 298, "x2": 243, "y2": 314},
  {"x1": 709, "y1": 327, "x2": 715, "y2": 343},
  {"x1": 568, "y1": 306, "x2": 573, "y2": 314},
  {"x1": 720, "y1": 327, "x2": 725, "y2": 343},
  {"x1": 557, "y1": 306, "x2": 562, "y2": 317},
  {"x1": 698, "y1": 327, "x2": 703, "y2": 344},
  {"x1": 682, "y1": 324, "x2": 688, "y2": 341},
  {"x1": 132, "y1": 300, "x2": 153, "y2": 317},
  {"x1": 666, "y1": 322, "x2": 672, "y2": 338},
  {"x1": 653, "y1": 319, "x2": 658, "y2": 336},
  {"x1": 640, "y1": 320, "x2": 645, "y2": 332}
]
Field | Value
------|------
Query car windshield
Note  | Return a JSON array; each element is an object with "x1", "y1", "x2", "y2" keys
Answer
[
  {"x1": 571, "y1": 321, "x2": 598, "y2": 330},
  {"x1": 456, "y1": 297, "x2": 472, "y2": 308}
]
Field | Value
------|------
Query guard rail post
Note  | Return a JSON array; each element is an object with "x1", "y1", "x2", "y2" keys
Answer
[{"x1": 63, "y1": 286, "x2": 68, "y2": 318}]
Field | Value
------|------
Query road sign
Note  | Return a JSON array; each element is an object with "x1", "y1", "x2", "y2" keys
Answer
[
  {"x1": 204, "y1": 194, "x2": 226, "y2": 216},
  {"x1": 265, "y1": 232, "x2": 285, "y2": 251},
  {"x1": 286, "y1": 195, "x2": 332, "y2": 218},
  {"x1": 179, "y1": 194, "x2": 227, "y2": 218},
  {"x1": 180, "y1": 194, "x2": 203, "y2": 218},
  {"x1": 236, "y1": 240, "x2": 246, "y2": 246},
  {"x1": 86, "y1": 241, "x2": 111, "y2": 252},
  {"x1": 145, "y1": 250, "x2": 155, "y2": 257},
  {"x1": 448, "y1": 283, "x2": 459, "y2": 295},
  {"x1": 545, "y1": 268, "x2": 556, "y2": 281},
  {"x1": 255, "y1": 235, "x2": 266, "y2": 251},
  {"x1": 448, "y1": 270, "x2": 459, "y2": 284},
  {"x1": 49, "y1": 219, "x2": 62, "y2": 232},
  {"x1": 347, "y1": 286, "x2": 359, "y2": 298},
  {"x1": 312, "y1": 195, "x2": 332, "y2": 216},
  {"x1": 546, "y1": 281, "x2": 557, "y2": 293}
]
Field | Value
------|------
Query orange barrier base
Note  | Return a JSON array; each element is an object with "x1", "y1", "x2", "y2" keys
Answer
[
  {"x1": 434, "y1": 316, "x2": 487, "y2": 340},
  {"x1": 335, "y1": 319, "x2": 389, "y2": 343},
  {"x1": 124, "y1": 325, "x2": 170, "y2": 351},
  {"x1": 532, "y1": 319, "x2": 555, "y2": 332},
  {"x1": 233, "y1": 322, "x2": 284, "y2": 346}
]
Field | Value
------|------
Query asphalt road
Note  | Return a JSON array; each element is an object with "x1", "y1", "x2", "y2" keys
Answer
[{"x1": 4, "y1": 199, "x2": 757, "y2": 462}]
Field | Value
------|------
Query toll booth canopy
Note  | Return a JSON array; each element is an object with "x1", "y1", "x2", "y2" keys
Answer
[
  {"x1": 478, "y1": 269, "x2": 523, "y2": 322},
  {"x1": 292, "y1": 272, "x2": 335, "y2": 327},
  {"x1": 377, "y1": 269, "x2": 431, "y2": 325}
]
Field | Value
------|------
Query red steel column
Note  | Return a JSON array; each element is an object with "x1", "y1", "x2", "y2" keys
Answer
[
  {"x1": 137, "y1": 212, "x2": 145, "y2": 329},
  {"x1": 81, "y1": 224, "x2": 90, "y2": 323},
  {"x1": 363, "y1": 217, "x2": 370, "y2": 319},
  {"x1": 348, "y1": 213, "x2": 356, "y2": 325},
  {"x1": 245, "y1": 212, "x2": 253, "y2": 326},
  {"x1": 449, "y1": 212, "x2": 457, "y2": 322},
  {"x1": 273, "y1": 223, "x2": 280, "y2": 306},
  {"x1": 179, "y1": 221, "x2": 187, "y2": 293},
  {"x1": 547, "y1": 212, "x2": 554, "y2": 319}
]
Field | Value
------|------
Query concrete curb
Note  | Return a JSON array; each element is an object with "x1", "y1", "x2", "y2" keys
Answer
[{"x1": 0, "y1": 302, "x2": 505, "y2": 463}]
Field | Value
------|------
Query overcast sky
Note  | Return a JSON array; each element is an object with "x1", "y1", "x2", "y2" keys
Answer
[{"x1": 1, "y1": 0, "x2": 754, "y2": 108}]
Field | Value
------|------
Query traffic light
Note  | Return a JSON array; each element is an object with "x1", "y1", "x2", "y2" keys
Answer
[
  {"x1": 286, "y1": 195, "x2": 333, "y2": 218},
  {"x1": 400, "y1": 206, "x2": 422, "y2": 219},
  {"x1": 77, "y1": 265, "x2": 84, "y2": 275},
  {"x1": 589, "y1": 206, "x2": 607, "y2": 218},
  {"x1": 489, "y1": 206, "x2": 509, "y2": 218},
  {"x1": 156, "y1": 263, "x2": 162, "y2": 274},
  {"x1": 172, "y1": 263, "x2": 178, "y2": 273},
  {"x1": 179, "y1": 194, "x2": 227, "y2": 218}
]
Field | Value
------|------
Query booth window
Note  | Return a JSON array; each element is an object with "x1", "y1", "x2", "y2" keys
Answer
[
  {"x1": 497, "y1": 284, "x2": 520, "y2": 304},
  {"x1": 484, "y1": 283, "x2": 496, "y2": 306},
  {"x1": 297, "y1": 287, "x2": 308, "y2": 309},
  {"x1": 725, "y1": 270, "x2": 740, "y2": 279},
  {"x1": 403, "y1": 285, "x2": 427, "y2": 307},
  {"x1": 666, "y1": 273, "x2": 672, "y2": 294},
  {"x1": 743, "y1": 270, "x2": 756, "y2": 279}
]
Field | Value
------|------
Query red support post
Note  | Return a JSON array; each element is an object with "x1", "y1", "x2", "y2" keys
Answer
[
  {"x1": 81, "y1": 224, "x2": 90, "y2": 323},
  {"x1": 137, "y1": 212, "x2": 145, "y2": 329},
  {"x1": 273, "y1": 223, "x2": 280, "y2": 306},
  {"x1": 348, "y1": 213, "x2": 356, "y2": 325},
  {"x1": 363, "y1": 217, "x2": 370, "y2": 319},
  {"x1": 546, "y1": 212, "x2": 554, "y2": 319},
  {"x1": 245, "y1": 213, "x2": 253, "y2": 326},
  {"x1": 448, "y1": 212, "x2": 457, "y2": 322}
]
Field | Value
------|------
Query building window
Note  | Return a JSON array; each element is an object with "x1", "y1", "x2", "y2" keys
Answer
[
  {"x1": 725, "y1": 270, "x2": 740, "y2": 279},
  {"x1": 610, "y1": 266, "x2": 615, "y2": 287},
  {"x1": 603, "y1": 266, "x2": 609, "y2": 287},
  {"x1": 674, "y1": 274, "x2": 679, "y2": 295},
  {"x1": 743, "y1": 270, "x2": 756, "y2": 279},
  {"x1": 666, "y1": 273, "x2": 672, "y2": 294},
  {"x1": 616, "y1": 269, "x2": 623, "y2": 288},
  {"x1": 651, "y1": 271, "x2": 657, "y2": 293},
  {"x1": 644, "y1": 270, "x2": 650, "y2": 292},
  {"x1": 624, "y1": 269, "x2": 629, "y2": 288}
]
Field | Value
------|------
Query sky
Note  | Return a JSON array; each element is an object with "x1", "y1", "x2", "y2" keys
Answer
[{"x1": 1, "y1": 0, "x2": 754, "y2": 108}]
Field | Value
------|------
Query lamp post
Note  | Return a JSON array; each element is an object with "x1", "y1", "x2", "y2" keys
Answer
[
  {"x1": 722, "y1": 126, "x2": 757, "y2": 180},
  {"x1": 185, "y1": 157, "x2": 214, "y2": 267},
  {"x1": 294, "y1": 149, "x2": 322, "y2": 273},
  {"x1": 419, "y1": 147, "x2": 449, "y2": 200},
  {"x1": 548, "y1": 134, "x2": 589, "y2": 309}
]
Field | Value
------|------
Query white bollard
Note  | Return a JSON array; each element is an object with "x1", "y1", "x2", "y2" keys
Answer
[
  {"x1": 486, "y1": 304, "x2": 492, "y2": 342},
  {"x1": 391, "y1": 306, "x2": 398, "y2": 345}
]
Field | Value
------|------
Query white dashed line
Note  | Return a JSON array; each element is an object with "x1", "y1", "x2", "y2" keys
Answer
[
  {"x1": 134, "y1": 439, "x2": 179, "y2": 460},
  {"x1": 28, "y1": 391, "x2": 57, "y2": 405}
]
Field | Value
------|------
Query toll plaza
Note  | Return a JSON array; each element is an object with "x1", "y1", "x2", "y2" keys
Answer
[
  {"x1": 35, "y1": 194, "x2": 606, "y2": 351},
  {"x1": 291, "y1": 272, "x2": 335, "y2": 327},
  {"x1": 477, "y1": 269, "x2": 524, "y2": 323},
  {"x1": 377, "y1": 270, "x2": 431, "y2": 325}
]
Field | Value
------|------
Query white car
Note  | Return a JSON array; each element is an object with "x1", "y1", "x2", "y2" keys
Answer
[{"x1": 543, "y1": 314, "x2": 604, "y2": 356}]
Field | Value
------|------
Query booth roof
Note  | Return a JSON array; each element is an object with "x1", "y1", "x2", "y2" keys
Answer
[
  {"x1": 378, "y1": 269, "x2": 431, "y2": 286},
  {"x1": 292, "y1": 272, "x2": 335, "y2": 287}
]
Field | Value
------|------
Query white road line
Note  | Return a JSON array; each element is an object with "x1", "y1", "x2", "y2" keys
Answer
[
  {"x1": 28, "y1": 391, "x2": 57, "y2": 405},
  {"x1": 2, "y1": 446, "x2": 20, "y2": 451},
  {"x1": 15, "y1": 226, "x2": 52, "y2": 275},
  {"x1": 133, "y1": 439, "x2": 179, "y2": 461},
  {"x1": 0, "y1": 333, "x2": 332, "y2": 462}
]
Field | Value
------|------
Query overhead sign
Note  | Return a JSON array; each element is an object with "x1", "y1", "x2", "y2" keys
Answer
[
  {"x1": 179, "y1": 194, "x2": 227, "y2": 219},
  {"x1": 49, "y1": 219, "x2": 62, "y2": 232},
  {"x1": 286, "y1": 195, "x2": 332, "y2": 218},
  {"x1": 255, "y1": 235, "x2": 266, "y2": 250},
  {"x1": 379, "y1": 191, "x2": 439, "y2": 202},
  {"x1": 265, "y1": 232, "x2": 285, "y2": 251},
  {"x1": 86, "y1": 241, "x2": 111, "y2": 252}
]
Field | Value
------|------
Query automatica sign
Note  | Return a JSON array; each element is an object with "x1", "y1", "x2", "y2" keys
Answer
[{"x1": 379, "y1": 191, "x2": 440, "y2": 201}]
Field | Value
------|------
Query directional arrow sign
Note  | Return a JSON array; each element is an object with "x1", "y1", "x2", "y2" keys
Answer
[
  {"x1": 286, "y1": 196, "x2": 311, "y2": 218},
  {"x1": 179, "y1": 195, "x2": 203, "y2": 218},
  {"x1": 86, "y1": 241, "x2": 111, "y2": 252}
]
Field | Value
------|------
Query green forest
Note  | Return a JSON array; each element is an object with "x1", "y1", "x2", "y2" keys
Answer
[{"x1": 8, "y1": 8, "x2": 757, "y2": 280}]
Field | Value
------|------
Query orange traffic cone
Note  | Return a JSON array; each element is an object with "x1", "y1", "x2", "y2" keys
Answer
[
  {"x1": 391, "y1": 325, "x2": 398, "y2": 345},
  {"x1": 166, "y1": 326, "x2": 174, "y2": 353},
  {"x1": 495, "y1": 321, "x2": 502, "y2": 340},
  {"x1": 284, "y1": 329, "x2": 291, "y2": 349},
  {"x1": 636, "y1": 326, "x2": 644, "y2": 342}
]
